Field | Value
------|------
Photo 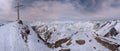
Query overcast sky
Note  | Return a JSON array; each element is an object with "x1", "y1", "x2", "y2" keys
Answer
[{"x1": 0, "y1": 0, "x2": 120, "y2": 22}]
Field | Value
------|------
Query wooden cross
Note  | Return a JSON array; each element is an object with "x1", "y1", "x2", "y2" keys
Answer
[{"x1": 15, "y1": 2, "x2": 23, "y2": 20}]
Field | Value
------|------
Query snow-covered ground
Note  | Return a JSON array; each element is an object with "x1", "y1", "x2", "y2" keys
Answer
[
  {"x1": 0, "y1": 20, "x2": 120, "y2": 51},
  {"x1": 0, "y1": 21, "x2": 52, "y2": 51}
]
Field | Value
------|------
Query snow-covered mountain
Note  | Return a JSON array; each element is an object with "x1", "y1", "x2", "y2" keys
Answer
[
  {"x1": 0, "y1": 20, "x2": 52, "y2": 51},
  {"x1": 31, "y1": 20, "x2": 120, "y2": 51},
  {"x1": 0, "y1": 20, "x2": 120, "y2": 51}
]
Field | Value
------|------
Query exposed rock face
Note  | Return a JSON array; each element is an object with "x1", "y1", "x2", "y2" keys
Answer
[
  {"x1": 20, "y1": 25, "x2": 30, "y2": 43},
  {"x1": 34, "y1": 25, "x2": 53, "y2": 42},
  {"x1": 31, "y1": 21, "x2": 120, "y2": 51},
  {"x1": 94, "y1": 22, "x2": 108, "y2": 30},
  {"x1": 104, "y1": 28, "x2": 118, "y2": 37},
  {"x1": 95, "y1": 37, "x2": 120, "y2": 51},
  {"x1": 76, "y1": 40, "x2": 85, "y2": 45},
  {"x1": 46, "y1": 38, "x2": 70, "y2": 48}
]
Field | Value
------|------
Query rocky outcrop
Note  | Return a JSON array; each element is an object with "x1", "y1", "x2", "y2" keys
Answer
[
  {"x1": 54, "y1": 38, "x2": 70, "y2": 48},
  {"x1": 95, "y1": 37, "x2": 120, "y2": 51},
  {"x1": 31, "y1": 21, "x2": 120, "y2": 51},
  {"x1": 45, "y1": 38, "x2": 70, "y2": 48},
  {"x1": 20, "y1": 25, "x2": 30, "y2": 43},
  {"x1": 104, "y1": 28, "x2": 118, "y2": 37}
]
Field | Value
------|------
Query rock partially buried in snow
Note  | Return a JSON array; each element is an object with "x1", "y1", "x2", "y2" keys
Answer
[
  {"x1": 20, "y1": 25, "x2": 30, "y2": 43},
  {"x1": 17, "y1": 20, "x2": 23, "y2": 24},
  {"x1": 54, "y1": 38, "x2": 70, "y2": 48},
  {"x1": 76, "y1": 40, "x2": 85, "y2": 45},
  {"x1": 104, "y1": 28, "x2": 118, "y2": 37},
  {"x1": 95, "y1": 37, "x2": 120, "y2": 51},
  {"x1": 46, "y1": 38, "x2": 70, "y2": 48},
  {"x1": 59, "y1": 49, "x2": 70, "y2": 51}
]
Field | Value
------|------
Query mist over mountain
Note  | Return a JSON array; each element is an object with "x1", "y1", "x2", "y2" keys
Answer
[{"x1": 0, "y1": 0, "x2": 120, "y2": 51}]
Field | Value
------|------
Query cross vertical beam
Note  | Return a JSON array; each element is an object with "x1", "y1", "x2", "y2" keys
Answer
[{"x1": 15, "y1": 2, "x2": 23, "y2": 20}]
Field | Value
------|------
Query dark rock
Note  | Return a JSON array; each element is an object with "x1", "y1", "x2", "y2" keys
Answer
[
  {"x1": 20, "y1": 31, "x2": 28, "y2": 43},
  {"x1": 55, "y1": 38, "x2": 70, "y2": 48},
  {"x1": 46, "y1": 38, "x2": 70, "y2": 48},
  {"x1": 59, "y1": 49, "x2": 70, "y2": 51},
  {"x1": 76, "y1": 40, "x2": 85, "y2": 45},
  {"x1": 38, "y1": 40, "x2": 40, "y2": 42},
  {"x1": 89, "y1": 40, "x2": 92, "y2": 42},
  {"x1": 44, "y1": 31, "x2": 52, "y2": 41},
  {"x1": 104, "y1": 28, "x2": 118, "y2": 37},
  {"x1": 25, "y1": 29, "x2": 30, "y2": 34},
  {"x1": 20, "y1": 25, "x2": 30, "y2": 43},
  {"x1": 93, "y1": 47, "x2": 96, "y2": 49},
  {"x1": 47, "y1": 43, "x2": 55, "y2": 48},
  {"x1": 17, "y1": 20, "x2": 23, "y2": 24},
  {"x1": 31, "y1": 26, "x2": 36, "y2": 31},
  {"x1": 95, "y1": 37, "x2": 120, "y2": 51}
]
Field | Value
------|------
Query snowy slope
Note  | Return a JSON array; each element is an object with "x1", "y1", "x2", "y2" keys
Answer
[
  {"x1": 32, "y1": 21, "x2": 120, "y2": 51},
  {"x1": 0, "y1": 21, "x2": 51, "y2": 51},
  {"x1": 0, "y1": 20, "x2": 120, "y2": 51}
]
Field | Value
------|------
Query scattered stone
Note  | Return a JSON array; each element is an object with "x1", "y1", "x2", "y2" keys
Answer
[
  {"x1": 89, "y1": 40, "x2": 92, "y2": 42},
  {"x1": 59, "y1": 49, "x2": 70, "y2": 51},
  {"x1": 76, "y1": 40, "x2": 85, "y2": 45},
  {"x1": 38, "y1": 40, "x2": 39, "y2": 42},
  {"x1": 85, "y1": 34, "x2": 89, "y2": 38},
  {"x1": 74, "y1": 31, "x2": 79, "y2": 34},
  {"x1": 93, "y1": 47, "x2": 96, "y2": 49}
]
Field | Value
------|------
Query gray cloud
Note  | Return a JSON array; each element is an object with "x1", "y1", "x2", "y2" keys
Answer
[
  {"x1": 1, "y1": 0, "x2": 120, "y2": 22},
  {"x1": 0, "y1": 0, "x2": 16, "y2": 21}
]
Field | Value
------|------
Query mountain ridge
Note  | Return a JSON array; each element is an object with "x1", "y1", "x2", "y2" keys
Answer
[{"x1": 0, "y1": 20, "x2": 120, "y2": 51}]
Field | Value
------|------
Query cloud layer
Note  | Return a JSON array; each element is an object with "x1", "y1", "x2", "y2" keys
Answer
[{"x1": 1, "y1": 0, "x2": 120, "y2": 22}]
